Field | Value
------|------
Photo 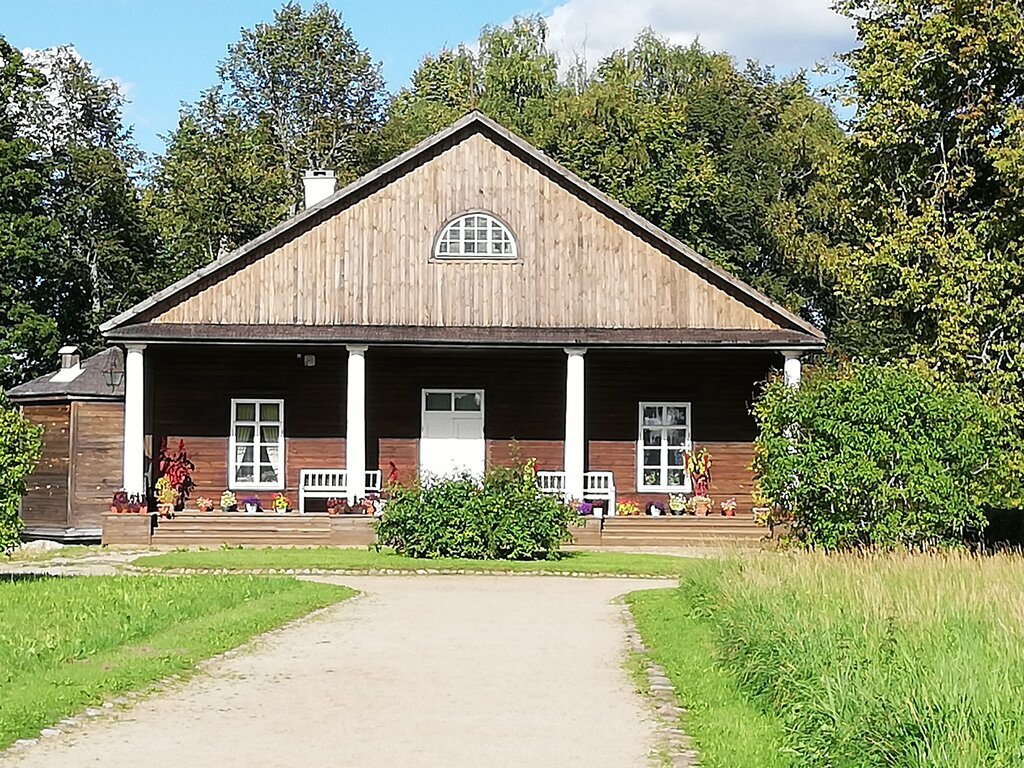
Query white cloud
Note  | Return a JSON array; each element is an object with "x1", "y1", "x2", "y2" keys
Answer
[{"x1": 544, "y1": 0, "x2": 855, "y2": 73}]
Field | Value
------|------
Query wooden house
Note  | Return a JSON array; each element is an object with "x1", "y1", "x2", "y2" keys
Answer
[
  {"x1": 95, "y1": 112, "x2": 823, "y2": 546},
  {"x1": 8, "y1": 347, "x2": 125, "y2": 541}
]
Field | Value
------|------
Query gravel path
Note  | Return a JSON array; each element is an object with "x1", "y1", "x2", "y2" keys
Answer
[{"x1": 4, "y1": 575, "x2": 676, "y2": 768}]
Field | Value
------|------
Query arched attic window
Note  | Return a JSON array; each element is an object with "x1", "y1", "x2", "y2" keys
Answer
[{"x1": 434, "y1": 212, "x2": 518, "y2": 260}]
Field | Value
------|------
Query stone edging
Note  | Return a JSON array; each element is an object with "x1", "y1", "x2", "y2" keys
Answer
[
  {"x1": 126, "y1": 566, "x2": 679, "y2": 578},
  {"x1": 621, "y1": 603, "x2": 700, "y2": 768},
  {"x1": 1, "y1": 598, "x2": 353, "y2": 757}
]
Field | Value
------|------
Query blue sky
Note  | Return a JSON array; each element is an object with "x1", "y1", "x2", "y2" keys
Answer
[{"x1": 3, "y1": 0, "x2": 855, "y2": 157}]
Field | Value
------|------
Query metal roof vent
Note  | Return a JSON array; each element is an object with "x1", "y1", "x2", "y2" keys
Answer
[
  {"x1": 51, "y1": 344, "x2": 84, "y2": 383},
  {"x1": 303, "y1": 169, "x2": 337, "y2": 209}
]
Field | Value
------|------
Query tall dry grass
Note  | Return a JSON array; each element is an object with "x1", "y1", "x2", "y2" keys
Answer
[{"x1": 685, "y1": 551, "x2": 1024, "y2": 767}]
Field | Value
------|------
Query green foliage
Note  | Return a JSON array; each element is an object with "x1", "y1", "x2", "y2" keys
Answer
[
  {"x1": 0, "y1": 574, "x2": 349, "y2": 748},
  {"x1": 374, "y1": 463, "x2": 577, "y2": 560},
  {"x1": 645, "y1": 553, "x2": 1024, "y2": 768},
  {"x1": 752, "y1": 361, "x2": 1020, "y2": 549},
  {"x1": 0, "y1": 396, "x2": 42, "y2": 553},
  {"x1": 831, "y1": 0, "x2": 1024, "y2": 420}
]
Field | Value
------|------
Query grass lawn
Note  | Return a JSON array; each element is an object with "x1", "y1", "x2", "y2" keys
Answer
[
  {"x1": 629, "y1": 552, "x2": 1024, "y2": 768},
  {"x1": 133, "y1": 547, "x2": 693, "y2": 576},
  {"x1": 0, "y1": 574, "x2": 351, "y2": 749}
]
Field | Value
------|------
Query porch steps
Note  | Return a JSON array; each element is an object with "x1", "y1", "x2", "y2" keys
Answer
[
  {"x1": 599, "y1": 516, "x2": 765, "y2": 547},
  {"x1": 151, "y1": 513, "x2": 333, "y2": 546}
]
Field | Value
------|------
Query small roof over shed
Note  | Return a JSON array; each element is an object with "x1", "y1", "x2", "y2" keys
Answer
[{"x1": 7, "y1": 347, "x2": 124, "y2": 404}]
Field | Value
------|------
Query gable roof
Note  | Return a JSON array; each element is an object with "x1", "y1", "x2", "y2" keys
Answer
[
  {"x1": 7, "y1": 347, "x2": 124, "y2": 403},
  {"x1": 101, "y1": 111, "x2": 824, "y2": 343}
]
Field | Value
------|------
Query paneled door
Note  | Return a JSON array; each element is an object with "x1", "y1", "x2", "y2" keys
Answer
[{"x1": 419, "y1": 390, "x2": 485, "y2": 479}]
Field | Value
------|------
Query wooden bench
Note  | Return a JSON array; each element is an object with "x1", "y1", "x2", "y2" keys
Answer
[
  {"x1": 298, "y1": 469, "x2": 383, "y2": 514},
  {"x1": 536, "y1": 470, "x2": 617, "y2": 516}
]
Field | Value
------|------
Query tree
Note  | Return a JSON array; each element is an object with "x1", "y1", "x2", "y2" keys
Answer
[
  {"x1": 831, "y1": 0, "x2": 1024, "y2": 419},
  {"x1": 0, "y1": 394, "x2": 42, "y2": 553},
  {"x1": 149, "y1": 2, "x2": 388, "y2": 280},
  {"x1": 388, "y1": 22, "x2": 848, "y2": 324},
  {"x1": 0, "y1": 38, "x2": 60, "y2": 387}
]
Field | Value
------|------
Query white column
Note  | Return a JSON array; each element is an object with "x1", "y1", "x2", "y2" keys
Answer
[
  {"x1": 122, "y1": 344, "x2": 146, "y2": 497},
  {"x1": 346, "y1": 345, "x2": 368, "y2": 503},
  {"x1": 564, "y1": 348, "x2": 587, "y2": 500},
  {"x1": 782, "y1": 351, "x2": 803, "y2": 388}
]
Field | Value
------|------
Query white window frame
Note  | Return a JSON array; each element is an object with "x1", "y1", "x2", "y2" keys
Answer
[
  {"x1": 636, "y1": 402, "x2": 693, "y2": 493},
  {"x1": 421, "y1": 389, "x2": 485, "y2": 416},
  {"x1": 433, "y1": 212, "x2": 518, "y2": 260},
  {"x1": 229, "y1": 398, "x2": 285, "y2": 491}
]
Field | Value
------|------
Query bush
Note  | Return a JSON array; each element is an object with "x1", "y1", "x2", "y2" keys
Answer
[
  {"x1": 753, "y1": 361, "x2": 1020, "y2": 550},
  {"x1": 0, "y1": 395, "x2": 42, "y2": 553},
  {"x1": 373, "y1": 461, "x2": 577, "y2": 560}
]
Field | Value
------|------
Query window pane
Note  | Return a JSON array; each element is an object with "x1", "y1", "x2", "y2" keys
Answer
[
  {"x1": 235, "y1": 444, "x2": 253, "y2": 464},
  {"x1": 260, "y1": 425, "x2": 280, "y2": 443},
  {"x1": 667, "y1": 449, "x2": 685, "y2": 466},
  {"x1": 235, "y1": 464, "x2": 254, "y2": 482},
  {"x1": 437, "y1": 240, "x2": 449, "y2": 253},
  {"x1": 665, "y1": 406, "x2": 688, "y2": 425},
  {"x1": 642, "y1": 406, "x2": 663, "y2": 425},
  {"x1": 425, "y1": 392, "x2": 451, "y2": 411},
  {"x1": 454, "y1": 392, "x2": 481, "y2": 412},
  {"x1": 642, "y1": 428, "x2": 663, "y2": 446},
  {"x1": 449, "y1": 240, "x2": 461, "y2": 255},
  {"x1": 235, "y1": 402, "x2": 256, "y2": 421},
  {"x1": 464, "y1": 240, "x2": 477, "y2": 254},
  {"x1": 667, "y1": 469, "x2": 686, "y2": 486},
  {"x1": 235, "y1": 425, "x2": 255, "y2": 442},
  {"x1": 642, "y1": 469, "x2": 661, "y2": 487},
  {"x1": 259, "y1": 464, "x2": 279, "y2": 483},
  {"x1": 260, "y1": 402, "x2": 279, "y2": 422},
  {"x1": 666, "y1": 428, "x2": 688, "y2": 447},
  {"x1": 643, "y1": 449, "x2": 661, "y2": 466}
]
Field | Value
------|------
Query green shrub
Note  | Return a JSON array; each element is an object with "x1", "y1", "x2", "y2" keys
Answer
[
  {"x1": 753, "y1": 361, "x2": 1020, "y2": 550},
  {"x1": 373, "y1": 461, "x2": 577, "y2": 560},
  {"x1": 0, "y1": 395, "x2": 42, "y2": 553}
]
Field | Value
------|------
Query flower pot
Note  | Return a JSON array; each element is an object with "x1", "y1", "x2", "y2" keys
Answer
[
  {"x1": 723, "y1": 508, "x2": 736, "y2": 517},
  {"x1": 694, "y1": 501, "x2": 710, "y2": 516},
  {"x1": 244, "y1": 503, "x2": 258, "y2": 514},
  {"x1": 157, "y1": 503, "x2": 174, "y2": 519},
  {"x1": 650, "y1": 507, "x2": 662, "y2": 517}
]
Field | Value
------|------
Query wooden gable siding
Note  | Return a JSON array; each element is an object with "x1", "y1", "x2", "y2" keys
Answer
[
  {"x1": 154, "y1": 133, "x2": 780, "y2": 331},
  {"x1": 20, "y1": 404, "x2": 71, "y2": 528}
]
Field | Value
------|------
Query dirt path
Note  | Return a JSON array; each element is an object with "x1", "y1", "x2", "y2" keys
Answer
[{"x1": 5, "y1": 575, "x2": 676, "y2": 768}]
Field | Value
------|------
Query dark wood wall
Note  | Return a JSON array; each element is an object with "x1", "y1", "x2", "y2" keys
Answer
[
  {"x1": 70, "y1": 401, "x2": 124, "y2": 528},
  {"x1": 20, "y1": 404, "x2": 71, "y2": 529}
]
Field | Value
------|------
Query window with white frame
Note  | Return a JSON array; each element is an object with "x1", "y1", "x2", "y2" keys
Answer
[
  {"x1": 434, "y1": 213, "x2": 517, "y2": 259},
  {"x1": 230, "y1": 399, "x2": 284, "y2": 489},
  {"x1": 637, "y1": 402, "x2": 692, "y2": 491}
]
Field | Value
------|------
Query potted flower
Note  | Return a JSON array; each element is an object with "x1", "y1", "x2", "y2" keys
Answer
[
  {"x1": 110, "y1": 490, "x2": 129, "y2": 514},
  {"x1": 646, "y1": 500, "x2": 665, "y2": 517},
  {"x1": 366, "y1": 492, "x2": 386, "y2": 517},
  {"x1": 578, "y1": 501, "x2": 594, "y2": 516},
  {"x1": 195, "y1": 497, "x2": 215, "y2": 512},
  {"x1": 154, "y1": 476, "x2": 179, "y2": 518},
  {"x1": 271, "y1": 493, "x2": 291, "y2": 514},
  {"x1": 668, "y1": 493, "x2": 687, "y2": 515},
  {"x1": 242, "y1": 496, "x2": 261, "y2": 514},
  {"x1": 720, "y1": 498, "x2": 737, "y2": 517},
  {"x1": 220, "y1": 490, "x2": 238, "y2": 512},
  {"x1": 155, "y1": 438, "x2": 195, "y2": 512},
  {"x1": 616, "y1": 499, "x2": 640, "y2": 517},
  {"x1": 685, "y1": 447, "x2": 713, "y2": 497},
  {"x1": 687, "y1": 495, "x2": 713, "y2": 516}
]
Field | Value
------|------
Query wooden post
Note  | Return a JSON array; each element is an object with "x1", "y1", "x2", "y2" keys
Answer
[
  {"x1": 564, "y1": 347, "x2": 587, "y2": 500},
  {"x1": 346, "y1": 345, "x2": 367, "y2": 503}
]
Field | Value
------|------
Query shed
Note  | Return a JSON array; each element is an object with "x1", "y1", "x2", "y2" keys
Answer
[{"x1": 7, "y1": 346, "x2": 125, "y2": 541}]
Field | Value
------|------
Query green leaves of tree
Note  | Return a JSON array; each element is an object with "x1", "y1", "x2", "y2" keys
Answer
[{"x1": 0, "y1": 394, "x2": 42, "y2": 552}]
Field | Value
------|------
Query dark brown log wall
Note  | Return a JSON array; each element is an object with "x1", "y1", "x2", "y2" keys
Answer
[
  {"x1": 20, "y1": 404, "x2": 71, "y2": 528},
  {"x1": 70, "y1": 401, "x2": 124, "y2": 528}
]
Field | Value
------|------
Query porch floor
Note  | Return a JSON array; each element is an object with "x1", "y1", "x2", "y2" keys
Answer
[{"x1": 109, "y1": 512, "x2": 765, "y2": 548}]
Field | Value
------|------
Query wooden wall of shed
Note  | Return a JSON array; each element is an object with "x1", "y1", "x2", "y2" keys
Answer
[
  {"x1": 70, "y1": 401, "x2": 124, "y2": 529},
  {"x1": 154, "y1": 133, "x2": 780, "y2": 332},
  {"x1": 20, "y1": 404, "x2": 71, "y2": 528}
]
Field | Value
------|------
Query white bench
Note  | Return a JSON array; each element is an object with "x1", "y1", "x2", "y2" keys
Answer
[
  {"x1": 298, "y1": 469, "x2": 383, "y2": 513},
  {"x1": 536, "y1": 470, "x2": 617, "y2": 516}
]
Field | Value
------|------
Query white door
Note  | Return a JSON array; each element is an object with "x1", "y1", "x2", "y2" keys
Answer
[{"x1": 420, "y1": 390, "x2": 485, "y2": 479}]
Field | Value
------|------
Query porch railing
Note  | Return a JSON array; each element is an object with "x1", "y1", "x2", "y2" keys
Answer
[
  {"x1": 298, "y1": 469, "x2": 383, "y2": 513},
  {"x1": 536, "y1": 470, "x2": 617, "y2": 515}
]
